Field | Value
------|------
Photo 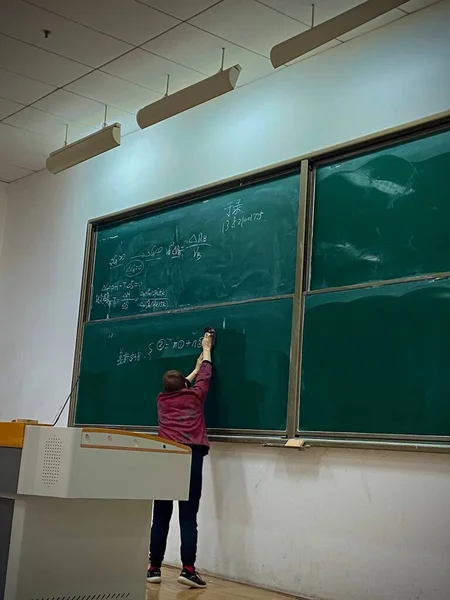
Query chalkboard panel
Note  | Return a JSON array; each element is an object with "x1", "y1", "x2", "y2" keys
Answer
[
  {"x1": 90, "y1": 173, "x2": 299, "y2": 320},
  {"x1": 300, "y1": 277, "x2": 450, "y2": 436},
  {"x1": 310, "y1": 128, "x2": 450, "y2": 290},
  {"x1": 76, "y1": 298, "x2": 292, "y2": 431}
]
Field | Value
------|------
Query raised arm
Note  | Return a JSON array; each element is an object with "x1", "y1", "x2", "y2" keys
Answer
[
  {"x1": 186, "y1": 353, "x2": 204, "y2": 384},
  {"x1": 191, "y1": 332, "x2": 214, "y2": 402}
]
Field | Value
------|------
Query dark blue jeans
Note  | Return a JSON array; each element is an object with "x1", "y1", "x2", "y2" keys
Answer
[{"x1": 149, "y1": 446, "x2": 204, "y2": 568}]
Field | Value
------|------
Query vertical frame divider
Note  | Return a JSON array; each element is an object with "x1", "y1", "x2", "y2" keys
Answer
[
  {"x1": 68, "y1": 222, "x2": 96, "y2": 427},
  {"x1": 304, "y1": 164, "x2": 316, "y2": 293},
  {"x1": 296, "y1": 162, "x2": 316, "y2": 434},
  {"x1": 286, "y1": 160, "x2": 310, "y2": 438}
]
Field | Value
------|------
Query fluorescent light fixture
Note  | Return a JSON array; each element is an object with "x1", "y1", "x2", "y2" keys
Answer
[
  {"x1": 46, "y1": 123, "x2": 121, "y2": 174},
  {"x1": 270, "y1": 0, "x2": 408, "y2": 68},
  {"x1": 137, "y1": 65, "x2": 242, "y2": 130}
]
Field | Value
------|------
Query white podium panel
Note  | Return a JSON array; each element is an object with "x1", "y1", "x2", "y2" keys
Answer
[
  {"x1": 6, "y1": 497, "x2": 152, "y2": 600},
  {"x1": 0, "y1": 425, "x2": 192, "y2": 600},
  {"x1": 17, "y1": 427, "x2": 191, "y2": 500}
]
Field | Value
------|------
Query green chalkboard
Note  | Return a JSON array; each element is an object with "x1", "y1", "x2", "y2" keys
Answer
[
  {"x1": 90, "y1": 173, "x2": 299, "y2": 321},
  {"x1": 310, "y1": 128, "x2": 450, "y2": 290},
  {"x1": 76, "y1": 299, "x2": 292, "y2": 431},
  {"x1": 300, "y1": 277, "x2": 450, "y2": 437}
]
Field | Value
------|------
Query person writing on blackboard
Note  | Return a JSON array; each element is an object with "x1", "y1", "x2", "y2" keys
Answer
[{"x1": 147, "y1": 330, "x2": 214, "y2": 589}]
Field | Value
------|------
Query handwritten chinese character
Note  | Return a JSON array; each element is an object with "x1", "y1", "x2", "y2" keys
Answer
[{"x1": 224, "y1": 199, "x2": 243, "y2": 218}]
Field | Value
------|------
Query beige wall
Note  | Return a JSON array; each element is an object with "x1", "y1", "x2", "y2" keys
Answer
[{"x1": 0, "y1": 182, "x2": 7, "y2": 264}]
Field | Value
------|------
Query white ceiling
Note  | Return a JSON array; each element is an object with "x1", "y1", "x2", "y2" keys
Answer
[{"x1": 0, "y1": 0, "x2": 441, "y2": 183}]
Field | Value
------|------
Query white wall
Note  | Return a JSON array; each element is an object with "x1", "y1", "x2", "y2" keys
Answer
[
  {"x1": 0, "y1": 182, "x2": 8, "y2": 323},
  {"x1": 1, "y1": 2, "x2": 450, "y2": 599},
  {"x1": 0, "y1": 182, "x2": 7, "y2": 258}
]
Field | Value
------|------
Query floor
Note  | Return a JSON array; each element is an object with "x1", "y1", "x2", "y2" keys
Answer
[{"x1": 146, "y1": 567, "x2": 298, "y2": 600}]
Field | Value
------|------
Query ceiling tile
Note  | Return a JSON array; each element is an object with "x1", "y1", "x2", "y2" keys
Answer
[
  {"x1": 311, "y1": 0, "x2": 363, "y2": 25},
  {"x1": 65, "y1": 71, "x2": 162, "y2": 113},
  {"x1": 0, "y1": 122, "x2": 56, "y2": 156},
  {"x1": 0, "y1": 68, "x2": 55, "y2": 105},
  {"x1": 31, "y1": 89, "x2": 138, "y2": 135},
  {"x1": 189, "y1": 0, "x2": 309, "y2": 56},
  {"x1": 254, "y1": 0, "x2": 313, "y2": 24},
  {"x1": 29, "y1": 0, "x2": 180, "y2": 46},
  {"x1": 0, "y1": 97, "x2": 25, "y2": 119},
  {"x1": 32, "y1": 90, "x2": 106, "y2": 124},
  {"x1": 338, "y1": 9, "x2": 405, "y2": 41},
  {"x1": 0, "y1": 0, "x2": 132, "y2": 67},
  {"x1": 401, "y1": 0, "x2": 440, "y2": 12},
  {"x1": 0, "y1": 34, "x2": 90, "y2": 86},
  {"x1": 144, "y1": 23, "x2": 275, "y2": 86},
  {"x1": 0, "y1": 160, "x2": 34, "y2": 183},
  {"x1": 102, "y1": 48, "x2": 205, "y2": 94},
  {"x1": 4, "y1": 107, "x2": 96, "y2": 145},
  {"x1": 0, "y1": 147, "x2": 45, "y2": 171},
  {"x1": 139, "y1": 0, "x2": 221, "y2": 20}
]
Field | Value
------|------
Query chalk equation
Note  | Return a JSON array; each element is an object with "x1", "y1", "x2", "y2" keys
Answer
[
  {"x1": 95, "y1": 285, "x2": 168, "y2": 312},
  {"x1": 107, "y1": 232, "x2": 211, "y2": 277},
  {"x1": 101, "y1": 281, "x2": 143, "y2": 292},
  {"x1": 163, "y1": 233, "x2": 209, "y2": 262},
  {"x1": 124, "y1": 259, "x2": 144, "y2": 278},
  {"x1": 109, "y1": 254, "x2": 126, "y2": 269},
  {"x1": 116, "y1": 335, "x2": 204, "y2": 366},
  {"x1": 222, "y1": 199, "x2": 264, "y2": 233}
]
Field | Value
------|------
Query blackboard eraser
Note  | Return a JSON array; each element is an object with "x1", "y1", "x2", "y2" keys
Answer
[
  {"x1": 285, "y1": 439, "x2": 306, "y2": 449},
  {"x1": 204, "y1": 327, "x2": 216, "y2": 346},
  {"x1": 262, "y1": 438, "x2": 308, "y2": 449}
]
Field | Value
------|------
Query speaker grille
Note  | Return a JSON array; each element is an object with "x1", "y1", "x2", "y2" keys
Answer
[{"x1": 41, "y1": 436, "x2": 63, "y2": 486}]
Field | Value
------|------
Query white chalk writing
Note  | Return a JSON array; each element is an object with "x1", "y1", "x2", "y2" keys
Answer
[
  {"x1": 164, "y1": 232, "x2": 210, "y2": 262},
  {"x1": 102, "y1": 281, "x2": 142, "y2": 292},
  {"x1": 116, "y1": 335, "x2": 203, "y2": 366},
  {"x1": 124, "y1": 259, "x2": 144, "y2": 278},
  {"x1": 224, "y1": 199, "x2": 243, "y2": 218},
  {"x1": 95, "y1": 287, "x2": 168, "y2": 312},
  {"x1": 109, "y1": 254, "x2": 126, "y2": 269},
  {"x1": 128, "y1": 232, "x2": 211, "y2": 265},
  {"x1": 222, "y1": 199, "x2": 264, "y2": 233},
  {"x1": 106, "y1": 230, "x2": 212, "y2": 284}
]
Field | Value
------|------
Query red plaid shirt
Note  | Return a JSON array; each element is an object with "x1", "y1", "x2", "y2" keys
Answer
[{"x1": 157, "y1": 361, "x2": 212, "y2": 447}]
